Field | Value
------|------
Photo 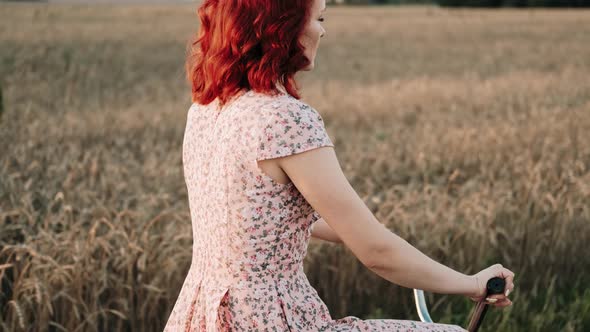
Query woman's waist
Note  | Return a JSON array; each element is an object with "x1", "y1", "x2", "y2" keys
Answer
[{"x1": 189, "y1": 251, "x2": 307, "y2": 287}]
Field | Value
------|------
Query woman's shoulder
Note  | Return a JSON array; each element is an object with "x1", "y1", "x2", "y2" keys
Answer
[{"x1": 250, "y1": 91, "x2": 321, "y2": 119}]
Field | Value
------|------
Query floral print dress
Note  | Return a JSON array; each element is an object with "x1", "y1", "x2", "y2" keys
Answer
[{"x1": 163, "y1": 89, "x2": 467, "y2": 332}]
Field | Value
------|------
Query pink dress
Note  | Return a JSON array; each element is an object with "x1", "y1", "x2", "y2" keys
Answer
[{"x1": 163, "y1": 89, "x2": 467, "y2": 332}]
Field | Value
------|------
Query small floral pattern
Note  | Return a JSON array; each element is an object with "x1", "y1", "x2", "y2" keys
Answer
[{"x1": 163, "y1": 90, "x2": 467, "y2": 332}]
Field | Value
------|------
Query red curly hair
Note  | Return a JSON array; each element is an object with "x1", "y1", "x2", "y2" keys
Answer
[{"x1": 185, "y1": 0, "x2": 313, "y2": 107}]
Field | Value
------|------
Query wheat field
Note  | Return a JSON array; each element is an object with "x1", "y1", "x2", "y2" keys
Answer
[{"x1": 1, "y1": 3, "x2": 589, "y2": 331}]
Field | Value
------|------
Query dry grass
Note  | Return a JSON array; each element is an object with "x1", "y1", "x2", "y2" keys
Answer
[{"x1": 1, "y1": 3, "x2": 589, "y2": 331}]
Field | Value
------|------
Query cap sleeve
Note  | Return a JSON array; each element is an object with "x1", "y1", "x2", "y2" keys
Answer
[{"x1": 256, "y1": 100, "x2": 334, "y2": 161}]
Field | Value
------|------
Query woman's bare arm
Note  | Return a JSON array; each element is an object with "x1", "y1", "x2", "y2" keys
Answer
[
  {"x1": 277, "y1": 146, "x2": 477, "y2": 297},
  {"x1": 311, "y1": 218, "x2": 343, "y2": 243}
]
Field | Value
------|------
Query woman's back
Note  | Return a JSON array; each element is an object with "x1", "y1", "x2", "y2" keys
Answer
[{"x1": 163, "y1": 90, "x2": 467, "y2": 331}]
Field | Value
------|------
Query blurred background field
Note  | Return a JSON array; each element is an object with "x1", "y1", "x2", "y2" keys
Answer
[{"x1": 1, "y1": 3, "x2": 590, "y2": 332}]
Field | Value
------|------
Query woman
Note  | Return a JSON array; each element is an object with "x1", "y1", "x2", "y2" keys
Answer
[{"x1": 163, "y1": 0, "x2": 515, "y2": 331}]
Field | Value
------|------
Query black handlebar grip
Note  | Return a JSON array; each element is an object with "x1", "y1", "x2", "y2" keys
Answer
[
  {"x1": 486, "y1": 277, "x2": 505, "y2": 295},
  {"x1": 467, "y1": 277, "x2": 507, "y2": 332}
]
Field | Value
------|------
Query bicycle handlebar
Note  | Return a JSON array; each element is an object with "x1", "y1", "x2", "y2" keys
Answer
[{"x1": 412, "y1": 277, "x2": 507, "y2": 332}]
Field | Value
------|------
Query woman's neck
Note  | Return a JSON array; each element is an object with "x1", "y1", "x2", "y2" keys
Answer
[{"x1": 276, "y1": 82, "x2": 287, "y2": 94}]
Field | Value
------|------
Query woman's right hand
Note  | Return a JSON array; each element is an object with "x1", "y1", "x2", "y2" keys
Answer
[{"x1": 467, "y1": 264, "x2": 515, "y2": 307}]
